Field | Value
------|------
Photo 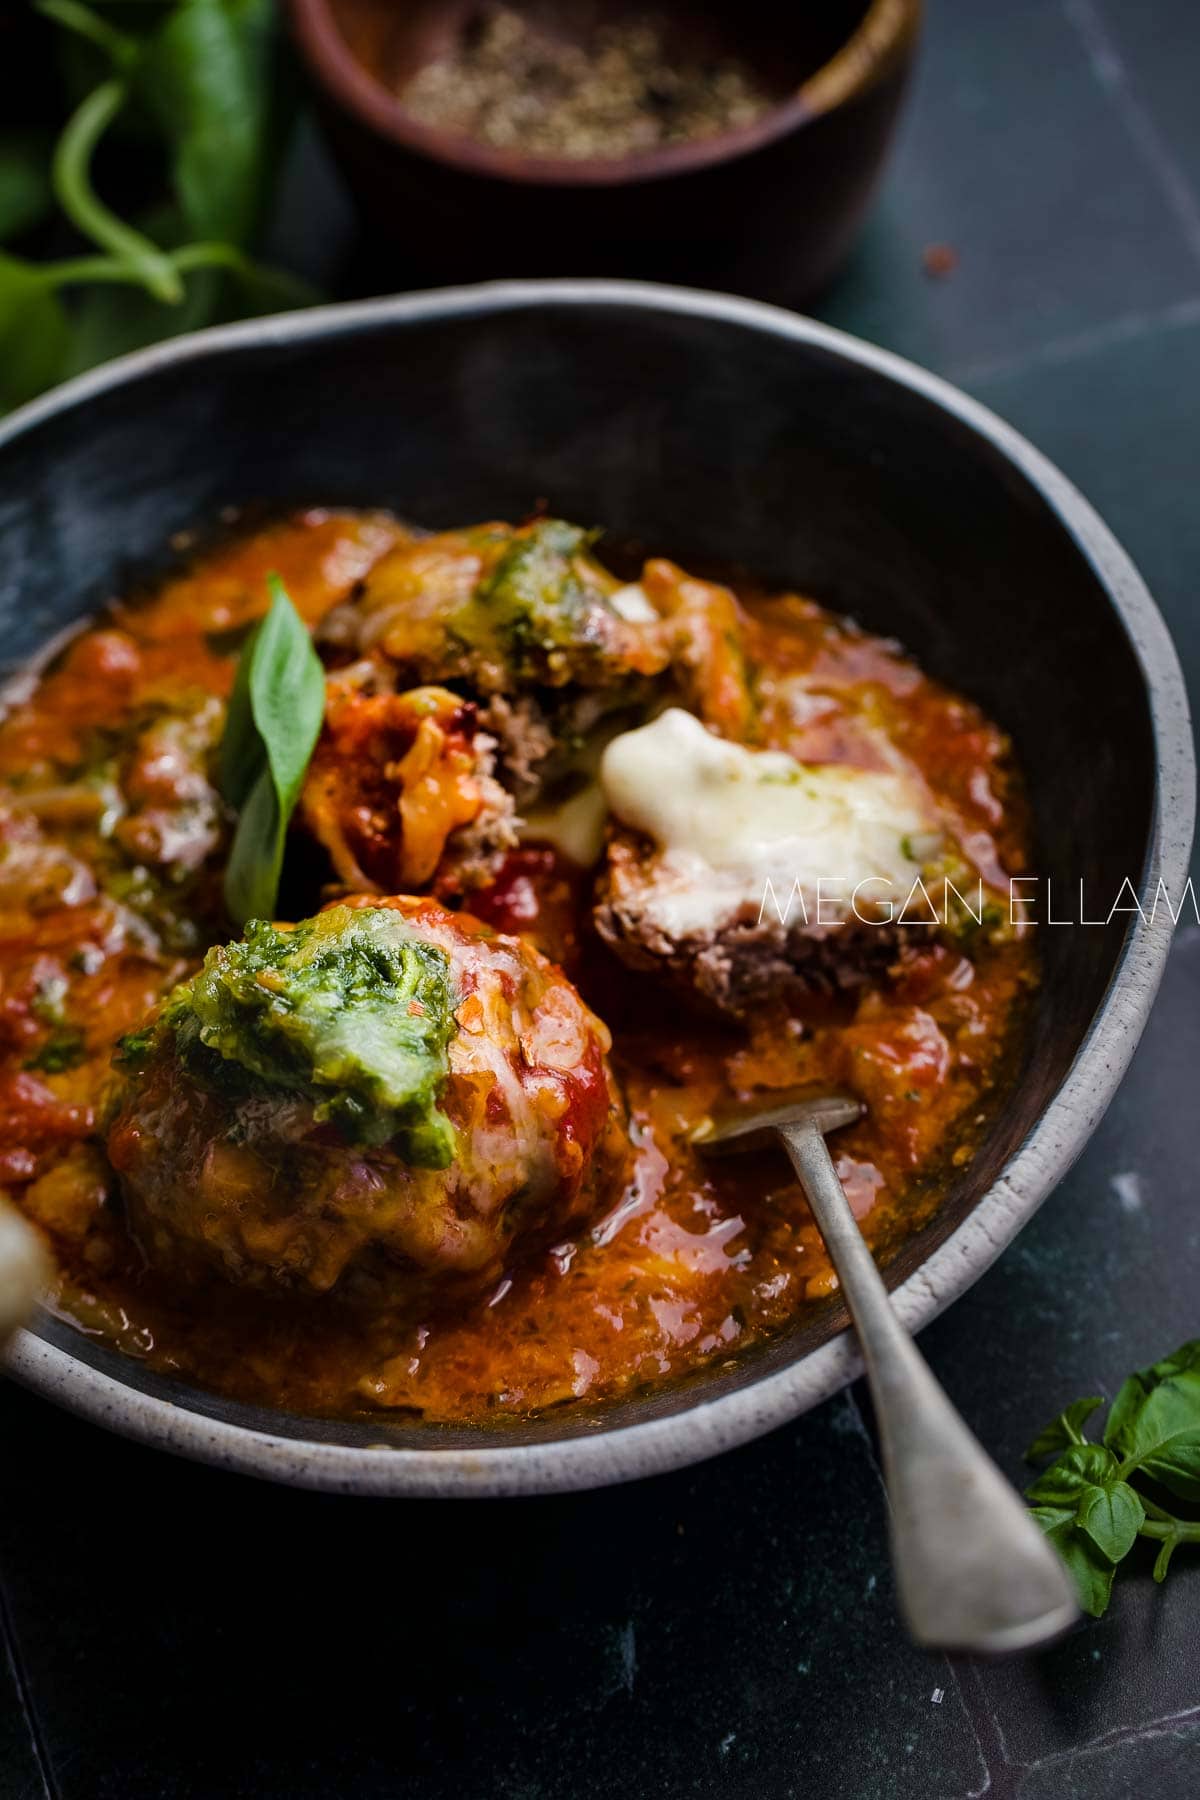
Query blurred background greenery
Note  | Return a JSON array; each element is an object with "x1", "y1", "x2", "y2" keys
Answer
[{"x1": 0, "y1": 0, "x2": 314, "y2": 412}]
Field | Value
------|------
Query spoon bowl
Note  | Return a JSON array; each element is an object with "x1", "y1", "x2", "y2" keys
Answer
[{"x1": 695, "y1": 1083, "x2": 864, "y2": 1154}]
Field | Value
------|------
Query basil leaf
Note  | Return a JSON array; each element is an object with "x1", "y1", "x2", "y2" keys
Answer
[
  {"x1": 218, "y1": 617, "x2": 263, "y2": 810},
  {"x1": 1104, "y1": 1339, "x2": 1200, "y2": 1502},
  {"x1": 1026, "y1": 1442, "x2": 1119, "y2": 1506},
  {"x1": 1025, "y1": 1348, "x2": 1200, "y2": 1617},
  {"x1": 1077, "y1": 1480, "x2": 1144, "y2": 1563},
  {"x1": 219, "y1": 575, "x2": 325, "y2": 926},
  {"x1": 1027, "y1": 1503, "x2": 1074, "y2": 1534},
  {"x1": 1026, "y1": 1440, "x2": 1142, "y2": 1567},
  {"x1": 223, "y1": 763, "x2": 281, "y2": 928},
  {"x1": 137, "y1": 0, "x2": 284, "y2": 247},
  {"x1": 1026, "y1": 1395, "x2": 1104, "y2": 1463},
  {"x1": 0, "y1": 131, "x2": 54, "y2": 243},
  {"x1": 1032, "y1": 1513, "x2": 1116, "y2": 1619},
  {"x1": 0, "y1": 254, "x2": 70, "y2": 411},
  {"x1": 1, "y1": 1, "x2": 308, "y2": 411},
  {"x1": 249, "y1": 575, "x2": 327, "y2": 811}
]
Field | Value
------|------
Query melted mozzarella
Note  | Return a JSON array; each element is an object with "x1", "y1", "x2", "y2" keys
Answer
[
  {"x1": 608, "y1": 582, "x2": 659, "y2": 623},
  {"x1": 600, "y1": 708, "x2": 940, "y2": 937},
  {"x1": 519, "y1": 782, "x2": 609, "y2": 867}
]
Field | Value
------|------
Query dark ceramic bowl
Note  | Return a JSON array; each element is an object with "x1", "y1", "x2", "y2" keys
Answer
[
  {"x1": 287, "y1": 0, "x2": 922, "y2": 295},
  {"x1": 0, "y1": 281, "x2": 1192, "y2": 1494}
]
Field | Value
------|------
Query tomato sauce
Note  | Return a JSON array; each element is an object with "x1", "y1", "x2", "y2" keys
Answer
[{"x1": 0, "y1": 512, "x2": 1037, "y2": 1423}]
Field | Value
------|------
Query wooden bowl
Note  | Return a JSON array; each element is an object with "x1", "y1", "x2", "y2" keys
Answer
[{"x1": 288, "y1": 0, "x2": 923, "y2": 296}]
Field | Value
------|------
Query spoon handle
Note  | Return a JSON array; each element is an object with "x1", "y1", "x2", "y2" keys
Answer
[{"x1": 779, "y1": 1118, "x2": 1078, "y2": 1654}]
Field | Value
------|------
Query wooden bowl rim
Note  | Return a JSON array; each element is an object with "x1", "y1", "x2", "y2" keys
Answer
[{"x1": 287, "y1": 0, "x2": 923, "y2": 187}]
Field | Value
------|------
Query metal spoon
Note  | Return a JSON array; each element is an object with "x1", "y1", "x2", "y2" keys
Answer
[{"x1": 696, "y1": 1086, "x2": 1078, "y2": 1654}]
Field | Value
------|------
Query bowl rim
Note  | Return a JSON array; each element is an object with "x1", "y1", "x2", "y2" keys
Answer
[
  {"x1": 286, "y1": 0, "x2": 923, "y2": 188},
  {"x1": 1, "y1": 277, "x2": 1193, "y2": 1496}
]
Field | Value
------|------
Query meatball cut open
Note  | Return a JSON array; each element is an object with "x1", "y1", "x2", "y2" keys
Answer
[
  {"x1": 317, "y1": 517, "x2": 672, "y2": 804},
  {"x1": 299, "y1": 681, "x2": 516, "y2": 897},
  {"x1": 594, "y1": 709, "x2": 970, "y2": 1019},
  {"x1": 107, "y1": 899, "x2": 630, "y2": 1306}
]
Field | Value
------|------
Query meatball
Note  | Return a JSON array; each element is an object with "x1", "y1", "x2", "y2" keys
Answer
[
  {"x1": 314, "y1": 519, "x2": 770, "y2": 823},
  {"x1": 594, "y1": 708, "x2": 962, "y2": 1018},
  {"x1": 318, "y1": 518, "x2": 670, "y2": 803},
  {"x1": 598, "y1": 831, "x2": 920, "y2": 1016},
  {"x1": 107, "y1": 899, "x2": 630, "y2": 1306},
  {"x1": 321, "y1": 517, "x2": 667, "y2": 698},
  {"x1": 299, "y1": 681, "x2": 516, "y2": 896}
]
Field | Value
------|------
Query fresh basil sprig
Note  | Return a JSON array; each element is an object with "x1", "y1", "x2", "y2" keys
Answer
[
  {"x1": 1025, "y1": 1340, "x2": 1200, "y2": 1616},
  {"x1": 0, "y1": 1, "x2": 315, "y2": 412},
  {"x1": 218, "y1": 574, "x2": 325, "y2": 926}
]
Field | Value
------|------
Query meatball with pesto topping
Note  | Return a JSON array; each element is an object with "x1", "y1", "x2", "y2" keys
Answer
[
  {"x1": 318, "y1": 518, "x2": 671, "y2": 803},
  {"x1": 106, "y1": 899, "x2": 630, "y2": 1306}
]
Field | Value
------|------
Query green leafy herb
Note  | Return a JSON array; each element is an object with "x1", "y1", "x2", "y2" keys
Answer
[
  {"x1": 53, "y1": 74, "x2": 183, "y2": 304},
  {"x1": 0, "y1": 0, "x2": 315, "y2": 413},
  {"x1": 470, "y1": 518, "x2": 604, "y2": 681},
  {"x1": 0, "y1": 131, "x2": 55, "y2": 243},
  {"x1": 116, "y1": 906, "x2": 459, "y2": 1164},
  {"x1": 1026, "y1": 1394, "x2": 1105, "y2": 1461},
  {"x1": 0, "y1": 254, "x2": 72, "y2": 411},
  {"x1": 137, "y1": 0, "x2": 283, "y2": 247},
  {"x1": 1105, "y1": 1341, "x2": 1200, "y2": 1501},
  {"x1": 1025, "y1": 1341, "x2": 1200, "y2": 1616},
  {"x1": 217, "y1": 574, "x2": 326, "y2": 926}
]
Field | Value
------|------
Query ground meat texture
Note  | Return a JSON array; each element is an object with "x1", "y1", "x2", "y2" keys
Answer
[
  {"x1": 474, "y1": 692, "x2": 558, "y2": 808},
  {"x1": 317, "y1": 519, "x2": 671, "y2": 804},
  {"x1": 595, "y1": 825, "x2": 923, "y2": 1018},
  {"x1": 299, "y1": 682, "x2": 516, "y2": 895},
  {"x1": 321, "y1": 519, "x2": 668, "y2": 695},
  {"x1": 106, "y1": 897, "x2": 631, "y2": 1308},
  {"x1": 592, "y1": 708, "x2": 954, "y2": 1019}
]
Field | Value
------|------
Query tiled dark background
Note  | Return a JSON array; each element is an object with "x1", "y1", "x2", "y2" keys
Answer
[{"x1": 3, "y1": 1, "x2": 1200, "y2": 1795}]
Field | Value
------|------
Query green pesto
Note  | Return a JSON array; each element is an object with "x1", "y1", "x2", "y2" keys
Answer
[
  {"x1": 116, "y1": 905, "x2": 458, "y2": 1165},
  {"x1": 459, "y1": 518, "x2": 609, "y2": 683}
]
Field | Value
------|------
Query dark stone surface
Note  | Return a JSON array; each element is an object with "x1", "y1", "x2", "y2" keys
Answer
[
  {"x1": 0, "y1": 1623, "x2": 47, "y2": 1800},
  {"x1": 0, "y1": 1387, "x2": 989, "y2": 1800},
  {"x1": 820, "y1": 0, "x2": 1200, "y2": 374},
  {"x1": 3, "y1": 1, "x2": 1199, "y2": 1795}
]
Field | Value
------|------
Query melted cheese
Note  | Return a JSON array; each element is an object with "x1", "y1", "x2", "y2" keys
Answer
[
  {"x1": 600, "y1": 708, "x2": 940, "y2": 937},
  {"x1": 519, "y1": 782, "x2": 609, "y2": 867},
  {"x1": 608, "y1": 582, "x2": 659, "y2": 623}
]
